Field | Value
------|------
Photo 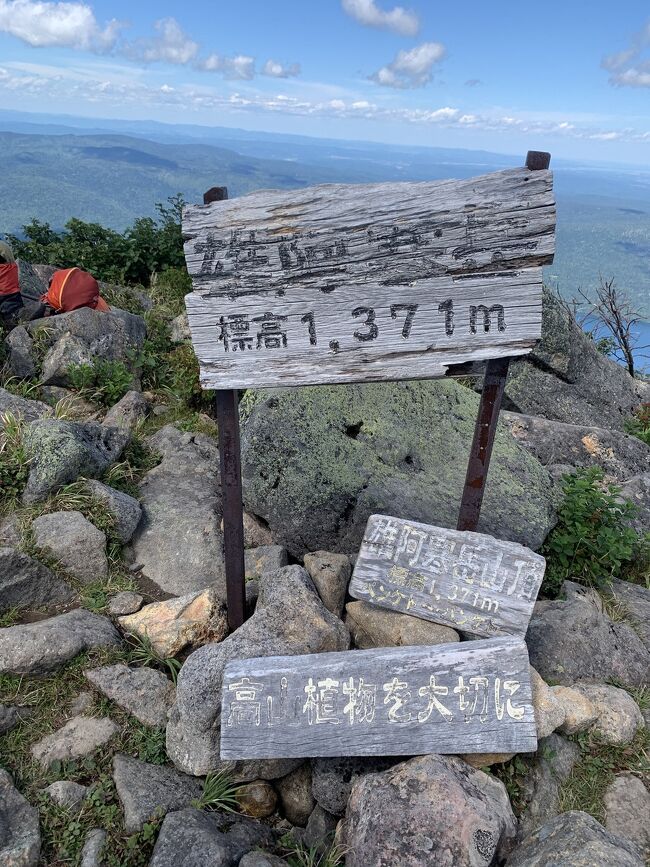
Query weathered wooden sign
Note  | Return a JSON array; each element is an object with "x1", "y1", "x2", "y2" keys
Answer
[
  {"x1": 349, "y1": 515, "x2": 545, "y2": 638},
  {"x1": 183, "y1": 166, "x2": 555, "y2": 389},
  {"x1": 220, "y1": 636, "x2": 537, "y2": 759}
]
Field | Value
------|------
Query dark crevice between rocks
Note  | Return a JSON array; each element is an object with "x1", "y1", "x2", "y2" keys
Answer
[{"x1": 345, "y1": 421, "x2": 364, "y2": 440}]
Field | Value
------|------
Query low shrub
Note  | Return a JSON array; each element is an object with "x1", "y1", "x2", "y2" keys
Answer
[
  {"x1": 67, "y1": 358, "x2": 133, "y2": 407},
  {"x1": 624, "y1": 402, "x2": 650, "y2": 447}
]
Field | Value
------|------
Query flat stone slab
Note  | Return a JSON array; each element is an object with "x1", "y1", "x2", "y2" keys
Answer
[
  {"x1": 32, "y1": 510, "x2": 108, "y2": 585},
  {"x1": 0, "y1": 547, "x2": 75, "y2": 612},
  {"x1": 31, "y1": 715, "x2": 118, "y2": 769},
  {"x1": 85, "y1": 664, "x2": 175, "y2": 727},
  {"x1": 0, "y1": 768, "x2": 41, "y2": 866}
]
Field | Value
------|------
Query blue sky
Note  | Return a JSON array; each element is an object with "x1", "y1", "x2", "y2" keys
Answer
[{"x1": 0, "y1": 0, "x2": 649, "y2": 162}]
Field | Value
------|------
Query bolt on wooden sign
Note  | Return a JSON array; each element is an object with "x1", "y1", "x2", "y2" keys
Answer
[
  {"x1": 349, "y1": 516, "x2": 546, "y2": 638},
  {"x1": 220, "y1": 637, "x2": 537, "y2": 759},
  {"x1": 183, "y1": 167, "x2": 555, "y2": 389}
]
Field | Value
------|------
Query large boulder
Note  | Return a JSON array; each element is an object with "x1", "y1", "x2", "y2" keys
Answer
[
  {"x1": 129, "y1": 426, "x2": 226, "y2": 597},
  {"x1": 0, "y1": 547, "x2": 75, "y2": 611},
  {"x1": 340, "y1": 754, "x2": 517, "y2": 867},
  {"x1": 0, "y1": 388, "x2": 51, "y2": 426},
  {"x1": 504, "y1": 287, "x2": 649, "y2": 431},
  {"x1": 166, "y1": 565, "x2": 349, "y2": 778},
  {"x1": 31, "y1": 510, "x2": 108, "y2": 584},
  {"x1": 526, "y1": 589, "x2": 650, "y2": 689},
  {"x1": 21, "y1": 419, "x2": 127, "y2": 503},
  {"x1": 241, "y1": 379, "x2": 555, "y2": 558},
  {"x1": 0, "y1": 769, "x2": 40, "y2": 866}
]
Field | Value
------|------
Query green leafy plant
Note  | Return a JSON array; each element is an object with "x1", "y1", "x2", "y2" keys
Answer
[
  {"x1": 191, "y1": 770, "x2": 242, "y2": 812},
  {"x1": 541, "y1": 468, "x2": 640, "y2": 597},
  {"x1": 126, "y1": 633, "x2": 181, "y2": 684},
  {"x1": 0, "y1": 412, "x2": 29, "y2": 509},
  {"x1": 67, "y1": 358, "x2": 133, "y2": 407},
  {"x1": 624, "y1": 402, "x2": 650, "y2": 447}
]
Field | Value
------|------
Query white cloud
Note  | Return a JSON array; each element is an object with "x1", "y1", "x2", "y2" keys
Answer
[
  {"x1": 125, "y1": 17, "x2": 199, "y2": 65},
  {"x1": 602, "y1": 20, "x2": 650, "y2": 88},
  {"x1": 341, "y1": 0, "x2": 418, "y2": 36},
  {"x1": 262, "y1": 59, "x2": 300, "y2": 78},
  {"x1": 371, "y1": 41, "x2": 446, "y2": 89},
  {"x1": 0, "y1": 0, "x2": 122, "y2": 51},
  {"x1": 198, "y1": 53, "x2": 255, "y2": 79}
]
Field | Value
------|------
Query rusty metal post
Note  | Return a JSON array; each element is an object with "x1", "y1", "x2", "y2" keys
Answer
[
  {"x1": 457, "y1": 150, "x2": 551, "y2": 532},
  {"x1": 203, "y1": 186, "x2": 246, "y2": 630}
]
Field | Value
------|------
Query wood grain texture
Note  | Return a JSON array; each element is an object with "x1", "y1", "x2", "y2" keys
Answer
[
  {"x1": 220, "y1": 637, "x2": 537, "y2": 759},
  {"x1": 183, "y1": 167, "x2": 555, "y2": 389},
  {"x1": 350, "y1": 515, "x2": 546, "y2": 638}
]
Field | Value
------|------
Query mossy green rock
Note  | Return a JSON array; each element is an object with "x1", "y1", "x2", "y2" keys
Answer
[{"x1": 241, "y1": 379, "x2": 555, "y2": 557}]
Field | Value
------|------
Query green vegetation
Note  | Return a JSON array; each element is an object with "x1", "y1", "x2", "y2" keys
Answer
[
  {"x1": 541, "y1": 468, "x2": 641, "y2": 597},
  {"x1": 126, "y1": 633, "x2": 182, "y2": 685},
  {"x1": 625, "y1": 402, "x2": 650, "y2": 447},
  {"x1": 67, "y1": 358, "x2": 134, "y2": 407},
  {"x1": 0, "y1": 412, "x2": 29, "y2": 509},
  {"x1": 191, "y1": 770, "x2": 242, "y2": 813},
  {"x1": 279, "y1": 838, "x2": 346, "y2": 867}
]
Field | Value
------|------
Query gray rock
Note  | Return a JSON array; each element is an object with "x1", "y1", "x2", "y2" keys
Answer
[
  {"x1": 238, "y1": 854, "x2": 286, "y2": 867},
  {"x1": 0, "y1": 704, "x2": 31, "y2": 735},
  {"x1": 167, "y1": 565, "x2": 349, "y2": 778},
  {"x1": 516, "y1": 733, "x2": 581, "y2": 841},
  {"x1": 69, "y1": 691, "x2": 94, "y2": 716},
  {"x1": 341, "y1": 754, "x2": 517, "y2": 867},
  {"x1": 0, "y1": 516, "x2": 21, "y2": 548},
  {"x1": 244, "y1": 545, "x2": 288, "y2": 579},
  {"x1": 0, "y1": 387, "x2": 51, "y2": 426},
  {"x1": 44, "y1": 780, "x2": 88, "y2": 810},
  {"x1": 0, "y1": 547, "x2": 75, "y2": 611},
  {"x1": 103, "y1": 390, "x2": 151, "y2": 434},
  {"x1": 0, "y1": 608, "x2": 121, "y2": 674},
  {"x1": 242, "y1": 512, "x2": 274, "y2": 548},
  {"x1": 502, "y1": 412, "x2": 650, "y2": 480},
  {"x1": 16, "y1": 260, "x2": 55, "y2": 301},
  {"x1": 345, "y1": 599, "x2": 459, "y2": 649},
  {"x1": 616, "y1": 472, "x2": 650, "y2": 536},
  {"x1": 604, "y1": 773, "x2": 650, "y2": 858},
  {"x1": 526, "y1": 591, "x2": 650, "y2": 689},
  {"x1": 170, "y1": 312, "x2": 190, "y2": 344},
  {"x1": 31, "y1": 715, "x2": 118, "y2": 768},
  {"x1": 149, "y1": 810, "x2": 230, "y2": 867},
  {"x1": 22, "y1": 419, "x2": 127, "y2": 503},
  {"x1": 0, "y1": 768, "x2": 40, "y2": 866},
  {"x1": 572, "y1": 683, "x2": 643, "y2": 745},
  {"x1": 80, "y1": 828, "x2": 106, "y2": 867},
  {"x1": 5, "y1": 325, "x2": 36, "y2": 379},
  {"x1": 609, "y1": 578, "x2": 650, "y2": 652},
  {"x1": 112, "y1": 754, "x2": 202, "y2": 833},
  {"x1": 84, "y1": 480, "x2": 142, "y2": 544},
  {"x1": 107, "y1": 591, "x2": 143, "y2": 616},
  {"x1": 299, "y1": 804, "x2": 338, "y2": 851},
  {"x1": 304, "y1": 551, "x2": 351, "y2": 616},
  {"x1": 507, "y1": 810, "x2": 644, "y2": 866},
  {"x1": 130, "y1": 426, "x2": 226, "y2": 597},
  {"x1": 31, "y1": 510, "x2": 107, "y2": 584},
  {"x1": 241, "y1": 379, "x2": 555, "y2": 559},
  {"x1": 212, "y1": 812, "x2": 275, "y2": 862},
  {"x1": 85, "y1": 664, "x2": 175, "y2": 727},
  {"x1": 530, "y1": 667, "x2": 566, "y2": 739},
  {"x1": 275, "y1": 764, "x2": 315, "y2": 827},
  {"x1": 505, "y1": 286, "x2": 649, "y2": 431},
  {"x1": 311, "y1": 756, "x2": 399, "y2": 816}
]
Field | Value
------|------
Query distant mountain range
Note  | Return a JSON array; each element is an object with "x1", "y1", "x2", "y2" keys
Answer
[{"x1": 1, "y1": 109, "x2": 649, "y2": 318}]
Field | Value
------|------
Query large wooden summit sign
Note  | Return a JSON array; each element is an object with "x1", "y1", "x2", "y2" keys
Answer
[{"x1": 183, "y1": 166, "x2": 555, "y2": 389}]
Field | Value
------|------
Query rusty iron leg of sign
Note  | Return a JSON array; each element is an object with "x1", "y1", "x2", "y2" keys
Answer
[
  {"x1": 457, "y1": 357, "x2": 511, "y2": 532},
  {"x1": 215, "y1": 389, "x2": 246, "y2": 630}
]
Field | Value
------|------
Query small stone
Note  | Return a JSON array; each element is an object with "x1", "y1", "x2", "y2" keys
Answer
[
  {"x1": 44, "y1": 780, "x2": 88, "y2": 810},
  {"x1": 112, "y1": 754, "x2": 202, "y2": 833},
  {"x1": 237, "y1": 780, "x2": 278, "y2": 818},
  {"x1": 31, "y1": 511, "x2": 108, "y2": 584},
  {"x1": 604, "y1": 773, "x2": 650, "y2": 858},
  {"x1": 551, "y1": 685, "x2": 598, "y2": 734},
  {"x1": 31, "y1": 715, "x2": 118, "y2": 769},
  {"x1": 244, "y1": 545, "x2": 289, "y2": 579},
  {"x1": 0, "y1": 768, "x2": 41, "y2": 866},
  {"x1": 275, "y1": 764, "x2": 315, "y2": 827},
  {"x1": 0, "y1": 704, "x2": 31, "y2": 735},
  {"x1": 69, "y1": 692, "x2": 94, "y2": 716},
  {"x1": 80, "y1": 828, "x2": 106, "y2": 867},
  {"x1": 238, "y1": 855, "x2": 286, "y2": 867},
  {"x1": 345, "y1": 599, "x2": 459, "y2": 649},
  {"x1": 304, "y1": 551, "x2": 351, "y2": 616},
  {"x1": 0, "y1": 547, "x2": 76, "y2": 612},
  {"x1": 149, "y1": 810, "x2": 231, "y2": 867},
  {"x1": 84, "y1": 480, "x2": 142, "y2": 544},
  {"x1": 530, "y1": 666, "x2": 566, "y2": 738},
  {"x1": 85, "y1": 664, "x2": 175, "y2": 727},
  {"x1": 573, "y1": 683, "x2": 643, "y2": 745},
  {"x1": 0, "y1": 515, "x2": 21, "y2": 548},
  {"x1": 299, "y1": 804, "x2": 338, "y2": 851},
  {"x1": 103, "y1": 390, "x2": 151, "y2": 433},
  {"x1": 118, "y1": 588, "x2": 228, "y2": 657},
  {"x1": 312, "y1": 757, "x2": 398, "y2": 816},
  {"x1": 242, "y1": 513, "x2": 273, "y2": 548},
  {"x1": 170, "y1": 312, "x2": 190, "y2": 344},
  {"x1": 108, "y1": 591, "x2": 143, "y2": 616}
]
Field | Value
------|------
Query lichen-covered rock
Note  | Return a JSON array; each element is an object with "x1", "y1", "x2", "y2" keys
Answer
[
  {"x1": 504, "y1": 287, "x2": 649, "y2": 431},
  {"x1": 0, "y1": 388, "x2": 51, "y2": 426},
  {"x1": 84, "y1": 480, "x2": 142, "y2": 544},
  {"x1": 85, "y1": 664, "x2": 175, "y2": 727},
  {"x1": 0, "y1": 547, "x2": 75, "y2": 611},
  {"x1": 345, "y1": 599, "x2": 458, "y2": 649},
  {"x1": 241, "y1": 379, "x2": 555, "y2": 558},
  {"x1": 572, "y1": 683, "x2": 643, "y2": 745},
  {"x1": 118, "y1": 588, "x2": 228, "y2": 658},
  {"x1": 526, "y1": 591, "x2": 650, "y2": 689},
  {"x1": 0, "y1": 609, "x2": 121, "y2": 675},
  {"x1": 31, "y1": 715, "x2": 118, "y2": 769},
  {"x1": 166, "y1": 565, "x2": 349, "y2": 778},
  {"x1": 340, "y1": 754, "x2": 517, "y2": 867},
  {"x1": 507, "y1": 810, "x2": 644, "y2": 866},
  {"x1": 604, "y1": 773, "x2": 650, "y2": 858},
  {"x1": 304, "y1": 551, "x2": 351, "y2": 617},
  {"x1": 31, "y1": 510, "x2": 108, "y2": 584},
  {"x1": 0, "y1": 768, "x2": 40, "y2": 866},
  {"x1": 22, "y1": 419, "x2": 127, "y2": 503}
]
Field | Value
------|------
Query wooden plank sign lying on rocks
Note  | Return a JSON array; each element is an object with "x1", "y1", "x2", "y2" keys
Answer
[
  {"x1": 349, "y1": 515, "x2": 546, "y2": 638},
  {"x1": 220, "y1": 636, "x2": 537, "y2": 758},
  {"x1": 183, "y1": 166, "x2": 555, "y2": 389}
]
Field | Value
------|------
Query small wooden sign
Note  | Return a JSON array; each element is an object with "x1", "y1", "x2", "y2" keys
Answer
[
  {"x1": 183, "y1": 167, "x2": 555, "y2": 389},
  {"x1": 349, "y1": 515, "x2": 545, "y2": 638},
  {"x1": 220, "y1": 637, "x2": 537, "y2": 759}
]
